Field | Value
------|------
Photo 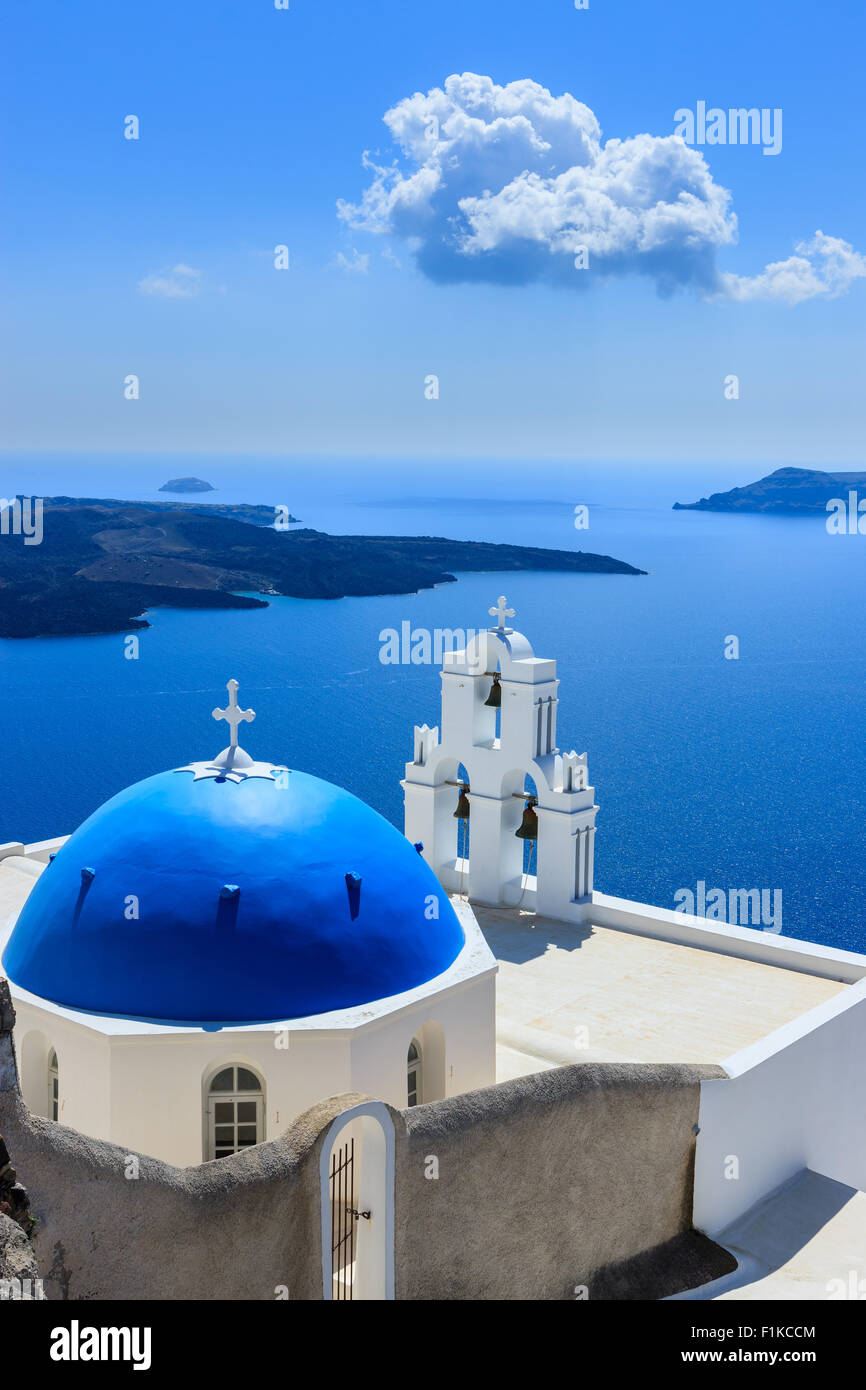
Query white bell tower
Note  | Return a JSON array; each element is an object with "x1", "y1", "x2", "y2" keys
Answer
[{"x1": 402, "y1": 598, "x2": 598, "y2": 921}]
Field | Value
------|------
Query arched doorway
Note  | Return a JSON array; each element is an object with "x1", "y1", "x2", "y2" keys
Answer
[
  {"x1": 408, "y1": 1021, "x2": 446, "y2": 1103},
  {"x1": 320, "y1": 1101, "x2": 395, "y2": 1301},
  {"x1": 19, "y1": 1029, "x2": 55, "y2": 1120}
]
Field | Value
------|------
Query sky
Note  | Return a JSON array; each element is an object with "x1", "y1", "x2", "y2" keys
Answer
[{"x1": 1, "y1": 0, "x2": 864, "y2": 469}]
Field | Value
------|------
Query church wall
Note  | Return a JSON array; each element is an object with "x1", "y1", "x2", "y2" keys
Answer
[
  {"x1": 10, "y1": 965, "x2": 495, "y2": 1170},
  {"x1": 264, "y1": 1032, "x2": 353, "y2": 1157},
  {"x1": 394, "y1": 1061, "x2": 732, "y2": 1301},
  {"x1": 109, "y1": 1038, "x2": 212, "y2": 1167},
  {"x1": 106, "y1": 1030, "x2": 353, "y2": 1167},
  {"x1": 18, "y1": 1025, "x2": 54, "y2": 1118},
  {"x1": 13, "y1": 1000, "x2": 111, "y2": 1140},
  {"x1": 349, "y1": 974, "x2": 496, "y2": 1108}
]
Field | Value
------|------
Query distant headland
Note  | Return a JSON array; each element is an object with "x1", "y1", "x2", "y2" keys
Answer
[
  {"x1": 673, "y1": 466, "x2": 866, "y2": 515},
  {"x1": 38, "y1": 495, "x2": 298, "y2": 527},
  {"x1": 0, "y1": 496, "x2": 645, "y2": 638},
  {"x1": 159, "y1": 477, "x2": 215, "y2": 493}
]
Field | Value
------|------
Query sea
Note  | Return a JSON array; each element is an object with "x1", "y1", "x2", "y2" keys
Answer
[{"x1": 2, "y1": 453, "x2": 864, "y2": 953}]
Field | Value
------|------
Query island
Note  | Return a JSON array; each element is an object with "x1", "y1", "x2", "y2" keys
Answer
[
  {"x1": 42, "y1": 495, "x2": 300, "y2": 527},
  {"x1": 0, "y1": 497, "x2": 645, "y2": 638},
  {"x1": 159, "y1": 477, "x2": 215, "y2": 493},
  {"x1": 673, "y1": 466, "x2": 866, "y2": 515}
]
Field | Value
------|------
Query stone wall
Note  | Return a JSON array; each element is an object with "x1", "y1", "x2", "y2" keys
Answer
[
  {"x1": 0, "y1": 1087, "x2": 342, "y2": 1301},
  {"x1": 394, "y1": 1063, "x2": 735, "y2": 1300},
  {"x1": 0, "y1": 1214, "x2": 39, "y2": 1296}
]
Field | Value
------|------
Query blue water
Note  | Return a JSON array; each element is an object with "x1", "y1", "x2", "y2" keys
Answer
[{"x1": 2, "y1": 458, "x2": 865, "y2": 952}]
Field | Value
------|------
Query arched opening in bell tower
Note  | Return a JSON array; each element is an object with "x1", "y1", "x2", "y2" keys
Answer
[
  {"x1": 480, "y1": 659, "x2": 503, "y2": 744},
  {"x1": 498, "y1": 768, "x2": 539, "y2": 907},
  {"x1": 454, "y1": 761, "x2": 471, "y2": 886},
  {"x1": 518, "y1": 774, "x2": 539, "y2": 881}
]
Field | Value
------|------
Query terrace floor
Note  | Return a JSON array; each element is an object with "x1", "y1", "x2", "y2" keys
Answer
[
  {"x1": 462, "y1": 900, "x2": 848, "y2": 1078},
  {"x1": 0, "y1": 856, "x2": 44, "y2": 926},
  {"x1": 670, "y1": 1169, "x2": 866, "y2": 1301}
]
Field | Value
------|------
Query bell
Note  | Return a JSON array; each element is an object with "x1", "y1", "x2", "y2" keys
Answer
[
  {"x1": 483, "y1": 673, "x2": 502, "y2": 708},
  {"x1": 453, "y1": 786, "x2": 471, "y2": 821},
  {"x1": 515, "y1": 798, "x2": 538, "y2": 840}
]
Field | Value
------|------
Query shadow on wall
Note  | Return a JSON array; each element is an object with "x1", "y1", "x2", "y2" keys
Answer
[
  {"x1": 0, "y1": 982, "x2": 735, "y2": 1301},
  {"x1": 394, "y1": 1065, "x2": 738, "y2": 1300}
]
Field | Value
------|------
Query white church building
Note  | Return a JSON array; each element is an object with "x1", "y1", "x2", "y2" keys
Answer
[{"x1": 0, "y1": 680, "x2": 496, "y2": 1168}]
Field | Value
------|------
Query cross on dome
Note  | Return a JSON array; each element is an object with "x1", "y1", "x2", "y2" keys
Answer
[
  {"x1": 212, "y1": 679, "x2": 255, "y2": 750},
  {"x1": 179, "y1": 681, "x2": 279, "y2": 789},
  {"x1": 178, "y1": 679, "x2": 287, "y2": 783},
  {"x1": 489, "y1": 595, "x2": 515, "y2": 632},
  {"x1": 174, "y1": 680, "x2": 282, "y2": 784}
]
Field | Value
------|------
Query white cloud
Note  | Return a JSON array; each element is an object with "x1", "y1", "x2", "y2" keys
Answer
[
  {"x1": 718, "y1": 232, "x2": 866, "y2": 304},
  {"x1": 338, "y1": 73, "x2": 864, "y2": 304},
  {"x1": 138, "y1": 264, "x2": 202, "y2": 299},
  {"x1": 332, "y1": 249, "x2": 370, "y2": 274}
]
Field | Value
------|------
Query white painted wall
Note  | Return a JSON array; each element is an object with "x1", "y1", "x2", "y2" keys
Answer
[
  {"x1": 350, "y1": 974, "x2": 496, "y2": 1108},
  {"x1": 106, "y1": 1031, "x2": 354, "y2": 1167},
  {"x1": 10, "y1": 966, "x2": 495, "y2": 1167},
  {"x1": 16, "y1": 999, "x2": 112, "y2": 1138},
  {"x1": 18, "y1": 1023, "x2": 53, "y2": 1118},
  {"x1": 694, "y1": 978, "x2": 866, "y2": 1235},
  {"x1": 591, "y1": 892, "x2": 866, "y2": 983}
]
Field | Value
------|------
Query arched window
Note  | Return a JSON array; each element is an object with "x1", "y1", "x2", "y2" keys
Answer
[
  {"x1": 205, "y1": 1064, "x2": 265, "y2": 1161},
  {"x1": 47, "y1": 1048, "x2": 59, "y2": 1121},
  {"x1": 407, "y1": 1039, "x2": 422, "y2": 1107}
]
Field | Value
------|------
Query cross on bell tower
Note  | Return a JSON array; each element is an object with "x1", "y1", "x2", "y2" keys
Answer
[{"x1": 489, "y1": 595, "x2": 515, "y2": 632}]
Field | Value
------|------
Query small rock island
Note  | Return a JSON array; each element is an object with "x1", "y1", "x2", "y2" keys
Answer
[{"x1": 159, "y1": 477, "x2": 215, "y2": 493}]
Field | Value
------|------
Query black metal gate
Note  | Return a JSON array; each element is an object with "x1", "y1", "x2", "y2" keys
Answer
[
  {"x1": 330, "y1": 1137, "x2": 372, "y2": 1300},
  {"x1": 330, "y1": 1138, "x2": 355, "y2": 1300}
]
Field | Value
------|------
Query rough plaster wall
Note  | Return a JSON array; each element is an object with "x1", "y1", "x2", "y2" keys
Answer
[
  {"x1": 0, "y1": 1071, "x2": 360, "y2": 1300},
  {"x1": 394, "y1": 1062, "x2": 735, "y2": 1300}
]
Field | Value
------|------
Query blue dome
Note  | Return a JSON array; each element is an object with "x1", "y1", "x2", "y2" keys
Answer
[{"x1": 2, "y1": 767, "x2": 464, "y2": 1027}]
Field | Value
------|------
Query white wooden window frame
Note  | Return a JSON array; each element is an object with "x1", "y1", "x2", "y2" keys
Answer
[{"x1": 205, "y1": 1065, "x2": 265, "y2": 1160}]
